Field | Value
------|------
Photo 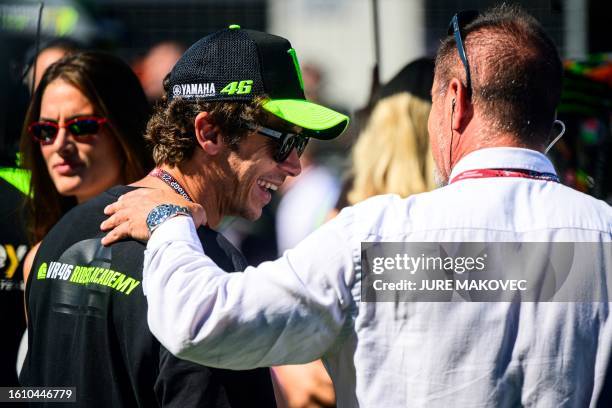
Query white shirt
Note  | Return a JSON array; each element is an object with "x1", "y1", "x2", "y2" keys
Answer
[{"x1": 143, "y1": 147, "x2": 612, "y2": 407}]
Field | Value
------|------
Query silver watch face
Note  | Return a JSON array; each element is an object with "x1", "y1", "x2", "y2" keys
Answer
[{"x1": 146, "y1": 204, "x2": 189, "y2": 232}]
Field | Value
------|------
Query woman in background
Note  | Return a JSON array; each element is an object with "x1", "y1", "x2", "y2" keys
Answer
[
  {"x1": 19, "y1": 51, "x2": 152, "y2": 285},
  {"x1": 331, "y1": 57, "x2": 436, "y2": 219},
  {"x1": 347, "y1": 87, "x2": 435, "y2": 203},
  {"x1": 348, "y1": 57, "x2": 436, "y2": 204}
]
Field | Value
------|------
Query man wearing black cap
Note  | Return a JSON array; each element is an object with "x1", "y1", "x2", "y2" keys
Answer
[{"x1": 21, "y1": 25, "x2": 348, "y2": 407}]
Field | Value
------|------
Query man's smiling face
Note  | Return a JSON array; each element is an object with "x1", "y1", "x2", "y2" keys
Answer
[{"x1": 222, "y1": 116, "x2": 303, "y2": 221}]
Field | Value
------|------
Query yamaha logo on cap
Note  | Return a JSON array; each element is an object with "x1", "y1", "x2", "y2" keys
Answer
[{"x1": 172, "y1": 83, "x2": 217, "y2": 99}]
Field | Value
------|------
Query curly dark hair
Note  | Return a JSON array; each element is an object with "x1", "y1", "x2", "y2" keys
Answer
[{"x1": 146, "y1": 82, "x2": 272, "y2": 166}]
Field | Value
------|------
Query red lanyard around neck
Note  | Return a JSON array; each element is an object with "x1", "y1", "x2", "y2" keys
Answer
[
  {"x1": 149, "y1": 168, "x2": 194, "y2": 202},
  {"x1": 450, "y1": 168, "x2": 560, "y2": 184}
]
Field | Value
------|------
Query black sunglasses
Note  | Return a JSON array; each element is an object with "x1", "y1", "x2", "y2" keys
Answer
[
  {"x1": 29, "y1": 116, "x2": 108, "y2": 145},
  {"x1": 246, "y1": 123, "x2": 309, "y2": 163},
  {"x1": 448, "y1": 10, "x2": 480, "y2": 94}
]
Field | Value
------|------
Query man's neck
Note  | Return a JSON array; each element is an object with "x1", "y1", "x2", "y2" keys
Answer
[
  {"x1": 130, "y1": 163, "x2": 223, "y2": 228},
  {"x1": 451, "y1": 131, "x2": 542, "y2": 170},
  {"x1": 442, "y1": 124, "x2": 546, "y2": 186}
]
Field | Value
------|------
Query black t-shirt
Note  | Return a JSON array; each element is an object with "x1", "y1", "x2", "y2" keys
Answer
[
  {"x1": 20, "y1": 186, "x2": 276, "y2": 408},
  {"x1": 0, "y1": 176, "x2": 28, "y2": 391}
]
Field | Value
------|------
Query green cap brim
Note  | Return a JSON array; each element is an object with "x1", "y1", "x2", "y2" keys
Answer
[{"x1": 262, "y1": 99, "x2": 349, "y2": 140}]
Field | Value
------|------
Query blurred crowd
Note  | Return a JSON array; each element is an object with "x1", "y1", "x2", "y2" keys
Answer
[{"x1": 1, "y1": 4, "x2": 611, "y2": 408}]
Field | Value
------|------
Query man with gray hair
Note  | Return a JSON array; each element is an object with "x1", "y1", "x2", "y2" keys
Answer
[{"x1": 103, "y1": 5, "x2": 611, "y2": 406}]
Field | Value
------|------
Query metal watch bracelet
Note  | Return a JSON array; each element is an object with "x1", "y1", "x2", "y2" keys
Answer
[{"x1": 146, "y1": 204, "x2": 192, "y2": 235}]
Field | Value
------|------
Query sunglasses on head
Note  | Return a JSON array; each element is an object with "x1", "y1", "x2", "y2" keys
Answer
[
  {"x1": 246, "y1": 122, "x2": 309, "y2": 163},
  {"x1": 29, "y1": 116, "x2": 108, "y2": 145},
  {"x1": 448, "y1": 10, "x2": 480, "y2": 95}
]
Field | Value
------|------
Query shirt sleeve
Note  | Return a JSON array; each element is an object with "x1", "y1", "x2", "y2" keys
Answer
[{"x1": 143, "y1": 210, "x2": 356, "y2": 370}]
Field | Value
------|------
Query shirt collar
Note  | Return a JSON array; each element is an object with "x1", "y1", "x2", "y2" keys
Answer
[{"x1": 449, "y1": 147, "x2": 557, "y2": 181}]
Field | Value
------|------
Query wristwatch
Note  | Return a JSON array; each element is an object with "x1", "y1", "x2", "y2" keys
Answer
[{"x1": 146, "y1": 204, "x2": 192, "y2": 234}]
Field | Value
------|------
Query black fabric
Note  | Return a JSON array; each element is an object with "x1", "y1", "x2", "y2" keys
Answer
[
  {"x1": 247, "y1": 29, "x2": 304, "y2": 100},
  {"x1": 374, "y1": 57, "x2": 435, "y2": 103},
  {"x1": 168, "y1": 27, "x2": 303, "y2": 102},
  {"x1": 597, "y1": 351, "x2": 612, "y2": 407},
  {"x1": 20, "y1": 185, "x2": 276, "y2": 408},
  {"x1": 0, "y1": 177, "x2": 29, "y2": 397}
]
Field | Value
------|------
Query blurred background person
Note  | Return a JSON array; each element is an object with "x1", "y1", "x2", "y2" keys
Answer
[
  {"x1": 275, "y1": 62, "x2": 347, "y2": 255},
  {"x1": 348, "y1": 58, "x2": 435, "y2": 203},
  {"x1": 131, "y1": 41, "x2": 185, "y2": 105},
  {"x1": 275, "y1": 142, "x2": 341, "y2": 255},
  {"x1": 548, "y1": 56, "x2": 612, "y2": 203},
  {"x1": 331, "y1": 57, "x2": 436, "y2": 218},
  {"x1": 0, "y1": 32, "x2": 31, "y2": 398},
  {"x1": 19, "y1": 51, "x2": 152, "y2": 288},
  {"x1": 23, "y1": 38, "x2": 84, "y2": 91}
]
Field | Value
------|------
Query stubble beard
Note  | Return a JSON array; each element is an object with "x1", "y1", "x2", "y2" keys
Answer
[
  {"x1": 432, "y1": 125, "x2": 450, "y2": 187},
  {"x1": 433, "y1": 167, "x2": 448, "y2": 187}
]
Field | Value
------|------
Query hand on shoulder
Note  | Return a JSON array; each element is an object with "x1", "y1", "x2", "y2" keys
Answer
[{"x1": 100, "y1": 188, "x2": 206, "y2": 246}]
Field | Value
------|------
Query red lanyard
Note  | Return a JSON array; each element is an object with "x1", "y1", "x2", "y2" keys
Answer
[
  {"x1": 149, "y1": 168, "x2": 194, "y2": 202},
  {"x1": 450, "y1": 168, "x2": 560, "y2": 184}
]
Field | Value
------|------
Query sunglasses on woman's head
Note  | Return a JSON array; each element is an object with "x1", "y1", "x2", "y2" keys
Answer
[
  {"x1": 29, "y1": 116, "x2": 108, "y2": 145},
  {"x1": 245, "y1": 122, "x2": 309, "y2": 163}
]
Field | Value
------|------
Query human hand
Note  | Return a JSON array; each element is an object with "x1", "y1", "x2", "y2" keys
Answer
[
  {"x1": 272, "y1": 361, "x2": 336, "y2": 408},
  {"x1": 100, "y1": 188, "x2": 206, "y2": 246}
]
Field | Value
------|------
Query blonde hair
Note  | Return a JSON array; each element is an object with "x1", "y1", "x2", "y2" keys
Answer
[{"x1": 348, "y1": 92, "x2": 435, "y2": 204}]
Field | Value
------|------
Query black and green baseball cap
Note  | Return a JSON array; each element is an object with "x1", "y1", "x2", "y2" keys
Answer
[{"x1": 167, "y1": 25, "x2": 349, "y2": 140}]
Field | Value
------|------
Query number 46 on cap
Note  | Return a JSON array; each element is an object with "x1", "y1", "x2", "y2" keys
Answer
[{"x1": 220, "y1": 80, "x2": 253, "y2": 95}]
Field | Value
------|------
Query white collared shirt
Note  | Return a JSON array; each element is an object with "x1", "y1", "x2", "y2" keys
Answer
[{"x1": 144, "y1": 147, "x2": 612, "y2": 407}]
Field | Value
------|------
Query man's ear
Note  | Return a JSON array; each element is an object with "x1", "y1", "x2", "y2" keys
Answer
[
  {"x1": 447, "y1": 77, "x2": 472, "y2": 132},
  {"x1": 194, "y1": 111, "x2": 223, "y2": 156}
]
